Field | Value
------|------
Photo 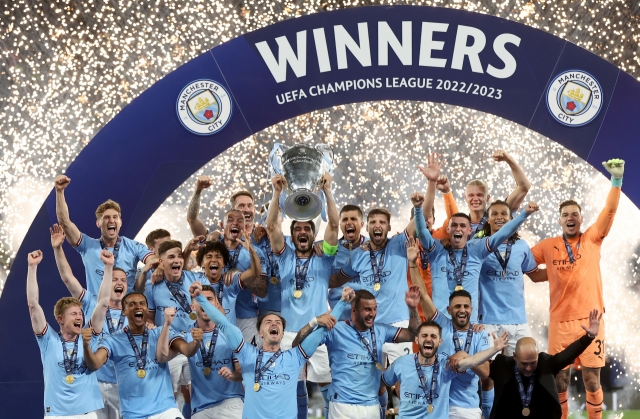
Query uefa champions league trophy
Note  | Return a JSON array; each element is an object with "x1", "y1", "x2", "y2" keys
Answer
[{"x1": 268, "y1": 143, "x2": 334, "y2": 221}]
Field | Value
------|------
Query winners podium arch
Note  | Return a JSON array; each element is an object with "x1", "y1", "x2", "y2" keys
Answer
[{"x1": 2, "y1": 5, "x2": 639, "y2": 416}]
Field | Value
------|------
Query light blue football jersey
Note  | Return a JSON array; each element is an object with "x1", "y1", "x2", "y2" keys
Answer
[
  {"x1": 225, "y1": 245, "x2": 268, "y2": 319},
  {"x1": 329, "y1": 236, "x2": 368, "y2": 321},
  {"x1": 339, "y1": 232, "x2": 410, "y2": 324},
  {"x1": 36, "y1": 324, "x2": 103, "y2": 416}
]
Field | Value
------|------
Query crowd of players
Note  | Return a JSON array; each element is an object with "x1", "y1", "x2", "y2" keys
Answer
[{"x1": 26, "y1": 150, "x2": 625, "y2": 419}]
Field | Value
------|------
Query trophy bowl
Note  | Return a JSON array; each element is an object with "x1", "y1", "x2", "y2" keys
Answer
[{"x1": 280, "y1": 145, "x2": 326, "y2": 221}]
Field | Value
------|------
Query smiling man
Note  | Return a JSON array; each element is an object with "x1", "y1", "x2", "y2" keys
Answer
[
  {"x1": 531, "y1": 159, "x2": 625, "y2": 419},
  {"x1": 488, "y1": 310, "x2": 602, "y2": 419},
  {"x1": 383, "y1": 321, "x2": 508, "y2": 419},
  {"x1": 27, "y1": 249, "x2": 103, "y2": 418},
  {"x1": 51, "y1": 223, "x2": 127, "y2": 419},
  {"x1": 84, "y1": 294, "x2": 184, "y2": 419},
  {"x1": 189, "y1": 281, "x2": 348, "y2": 419},
  {"x1": 55, "y1": 175, "x2": 156, "y2": 295}
]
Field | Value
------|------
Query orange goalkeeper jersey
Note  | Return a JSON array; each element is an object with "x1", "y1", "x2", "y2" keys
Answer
[{"x1": 532, "y1": 186, "x2": 620, "y2": 323}]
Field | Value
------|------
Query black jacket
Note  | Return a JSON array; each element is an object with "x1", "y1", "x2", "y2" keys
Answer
[{"x1": 489, "y1": 334, "x2": 595, "y2": 419}]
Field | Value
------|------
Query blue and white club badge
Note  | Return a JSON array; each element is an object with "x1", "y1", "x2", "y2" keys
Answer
[
  {"x1": 177, "y1": 80, "x2": 233, "y2": 135},
  {"x1": 546, "y1": 70, "x2": 603, "y2": 127}
]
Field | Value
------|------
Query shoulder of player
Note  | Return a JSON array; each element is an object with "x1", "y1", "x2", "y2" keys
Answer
[{"x1": 432, "y1": 311, "x2": 452, "y2": 329}]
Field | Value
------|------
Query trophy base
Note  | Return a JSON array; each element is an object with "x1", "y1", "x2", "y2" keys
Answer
[{"x1": 284, "y1": 189, "x2": 322, "y2": 221}]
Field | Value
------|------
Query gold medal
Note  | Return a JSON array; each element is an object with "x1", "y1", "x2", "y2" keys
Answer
[
  {"x1": 253, "y1": 382, "x2": 261, "y2": 392},
  {"x1": 189, "y1": 312, "x2": 197, "y2": 320},
  {"x1": 373, "y1": 283, "x2": 381, "y2": 292},
  {"x1": 427, "y1": 404, "x2": 434, "y2": 414},
  {"x1": 455, "y1": 285, "x2": 463, "y2": 291},
  {"x1": 270, "y1": 276, "x2": 279, "y2": 285},
  {"x1": 293, "y1": 290, "x2": 302, "y2": 299},
  {"x1": 522, "y1": 407, "x2": 530, "y2": 416},
  {"x1": 137, "y1": 369, "x2": 146, "y2": 379},
  {"x1": 203, "y1": 367, "x2": 211, "y2": 376},
  {"x1": 375, "y1": 362, "x2": 382, "y2": 370},
  {"x1": 65, "y1": 375, "x2": 74, "y2": 384}
]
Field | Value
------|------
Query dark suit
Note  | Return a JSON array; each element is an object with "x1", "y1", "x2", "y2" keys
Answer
[{"x1": 489, "y1": 334, "x2": 595, "y2": 419}]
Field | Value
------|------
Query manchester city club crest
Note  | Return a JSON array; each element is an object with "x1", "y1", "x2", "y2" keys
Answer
[
  {"x1": 176, "y1": 79, "x2": 233, "y2": 135},
  {"x1": 546, "y1": 70, "x2": 603, "y2": 127}
]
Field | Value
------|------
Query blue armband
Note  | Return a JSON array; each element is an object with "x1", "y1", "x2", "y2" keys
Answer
[{"x1": 612, "y1": 177, "x2": 623, "y2": 188}]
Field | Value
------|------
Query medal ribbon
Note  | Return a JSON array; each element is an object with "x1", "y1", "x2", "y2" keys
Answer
[
  {"x1": 492, "y1": 240, "x2": 513, "y2": 278},
  {"x1": 58, "y1": 332, "x2": 79, "y2": 377},
  {"x1": 350, "y1": 322, "x2": 380, "y2": 366},
  {"x1": 562, "y1": 235, "x2": 581, "y2": 264},
  {"x1": 414, "y1": 354, "x2": 439, "y2": 406},
  {"x1": 447, "y1": 246, "x2": 468, "y2": 289},
  {"x1": 254, "y1": 349, "x2": 283, "y2": 386},
  {"x1": 368, "y1": 243, "x2": 387, "y2": 291},
  {"x1": 472, "y1": 213, "x2": 488, "y2": 236},
  {"x1": 124, "y1": 325, "x2": 148, "y2": 371},
  {"x1": 100, "y1": 236, "x2": 122, "y2": 263},
  {"x1": 105, "y1": 308, "x2": 125, "y2": 334},
  {"x1": 212, "y1": 281, "x2": 224, "y2": 304},
  {"x1": 295, "y1": 257, "x2": 312, "y2": 292},
  {"x1": 199, "y1": 327, "x2": 219, "y2": 369},
  {"x1": 514, "y1": 364, "x2": 535, "y2": 409},
  {"x1": 163, "y1": 276, "x2": 194, "y2": 318},
  {"x1": 453, "y1": 326, "x2": 473, "y2": 354},
  {"x1": 225, "y1": 244, "x2": 243, "y2": 271}
]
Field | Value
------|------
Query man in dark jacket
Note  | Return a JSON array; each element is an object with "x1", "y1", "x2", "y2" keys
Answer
[{"x1": 488, "y1": 309, "x2": 601, "y2": 419}]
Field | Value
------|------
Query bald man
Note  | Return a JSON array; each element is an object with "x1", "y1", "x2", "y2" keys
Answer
[{"x1": 486, "y1": 309, "x2": 601, "y2": 419}]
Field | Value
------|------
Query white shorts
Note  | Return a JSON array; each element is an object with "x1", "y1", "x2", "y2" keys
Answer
[
  {"x1": 449, "y1": 406, "x2": 482, "y2": 419},
  {"x1": 169, "y1": 354, "x2": 191, "y2": 392},
  {"x1": 482, "y1": 323, "x2": 531, "y2": 357},
  {"x1": 237, "y1": 317, "x2": 262, "y2": 348},
  {"x1": 282, "y1": 331, "x2": 331, "y2": 383},
  {"x1": 382, "y1": 320, "x2": 412, "y2": 367},
  {"x1": 192, "y1": 398, "x2": 243, "y2": 419},
  {"x1": 147, "y1": 408, "x2": 185, "y2": 419},
  {"x1": 95, "y1": 381, "x2": 119, "y2": 419},
  {"x1": 329, "y1": 401, "x2": 379, "y2": 419},
  {"x1": 47, "y1": 413, "x2": 97, "y2": 419}
]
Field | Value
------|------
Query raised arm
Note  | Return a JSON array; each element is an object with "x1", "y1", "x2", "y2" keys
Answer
[
  {"x1": 54, "y1": 175, "x2": 82, "y2": 246},
  {"x1": 407, "y1": 237, "x2": 436, "y2": 319},
  {"x1": 594, "y1": 159, "x2": 624, "y2": 237},
  {"x1": 439, "y1": 176, "x2": 458, "y2": 219},
  {"x1": 26, "y1": 250, "x2": 47, "y2": 334},
  {"x1": 157, "y1": 307, "x2": 178, "y2": 363},
  {"x1": 292, "y1": 287, "x2": 354, "y2": 347},
  {"x1": 321, "y1": 174, "x2": 339, "y2": 247},
  {"x1": 236, "y1": 230, "x2": 267, "y2": 298},
  {"x1": 494, "y1": 150, "x2": 531, "y2": 211},
  {"x1": 413, "y1": 205, "x2": 435, "y2": 250},
  {"x1": 549, "y1": 309, "x2": 600, "y2": 374},
  {"x1": 405, "y1": 191, "x2": 426, "y2": 238},
  {"x1": 50, "y1": 223, "x2": 83, "y2": 299},
  {"x1": 186, "y1": 176, "x2": 211, "y2": 238},
  {"x1": 90, "y1": 250, "x2": 115, "y2": 334},
  {"x1": 191, "y1": 282, "x2": 244, "y2": 350},
  {"x1": 394, "y1": 285, "x2": 422, "y2": 343},
  {"x1": 418, "y1": 152, "x2": 445, "y2": 223},
  {"x1": 487, "y1": 202, "x2": 538, "y2": 251},
  {"x1": 454, "y1": 332, "x2": 509, "y2": 372},
  {"x1": 82, "y1": 329, "x2": 109, "y2": 370},
  {"x1": 266, "y1": 175, "x2": 286, "y2": 254},
  {"x1": 170, "y1": 328, "x2": 203, "y2": 358}
]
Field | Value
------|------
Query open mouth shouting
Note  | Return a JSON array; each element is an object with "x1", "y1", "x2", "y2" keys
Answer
[
  {"x1": 242, "y1": 211, "x2": 253, "y2": 223},
  {"x1": 452, "y1": 232, "x2": 464, "y2": 245},
  {"x1": 107, "y1": 224, "x2": 117, "y2": 235},
  {"x1": 372, "y1": 229, "x2": 384, "y2": 241},
  {"x1": 170, "y1": 262, "x2": 182, "y2": 276},
  {"x1": 133, "y1": 309, "x2": 144, "y2": 323},
  {"x1": 208, "y1": 262, "x2": 220, "y2": 277},
  {"x1": 268, "y1": 325, "x2": 280, "y2": 339},
  {"x1": 229, "y1": 226, "x2": 241, "y2": 239},
  {"x1": 345, "y1": 225, "x2": 356, "y2": 239},
  {"x1": 297, "y1": 234, "x2": 309, "y2": 247},
  {"x1": 113, "y1": 284, "x2": 124, "y2": 298},
  {"x1": 72, "y1": 320, "x2": 83, "y2": 331},
  {"x1": 454, "y1": 311, "x2": 469, "y2": 326},
  {"x1": 422, "y1": 340, "x2": 435, "y2": 356}
]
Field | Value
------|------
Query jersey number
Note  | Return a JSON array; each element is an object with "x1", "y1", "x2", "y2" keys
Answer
[{"x1": 593, "y1": 339, "x2": 604, "y2": 359}]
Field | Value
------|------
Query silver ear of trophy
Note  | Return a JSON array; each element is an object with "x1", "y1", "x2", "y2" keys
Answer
[{"x1": 275, "y1": 144, "x2": 333, "y2": 221}]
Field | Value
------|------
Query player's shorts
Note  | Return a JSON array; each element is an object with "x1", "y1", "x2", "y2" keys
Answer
[
  {"x1": 169, "y1": 353, "x2": 191, "y2": 392},
  {"x1": 329, "y1": 401, "x2": 379, "y2": 419},
  {"x1": 95, "y1": 381, "x2": 119, "y2": 419},
  {"x1": 192, "y1": 398, "x2": 243, "y2": 419},
  {"x1": 549, "y1": 317, "x2": 606, "y2": 369},
  {"x1": 282, "y1": 331, "x2": 331, "y2": 382},
  {"x1": 382, "y1": 320, "x2": 412, "y2": 367},
  {"x1": 449, "y1": 406, "x2": 482, "y2": 419},
  {"x1": 47, "y1": 413, "x2": 98, "y2": 419},
  {"x1": 237, "y1": 317, "x2": 262, "y2": 348},
  {"x1": 147, "y1": 408, "x2": 185, "y2": 419},
  {"x1": 482, "y1": 323, "x2": 531, "y2": 357}
]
